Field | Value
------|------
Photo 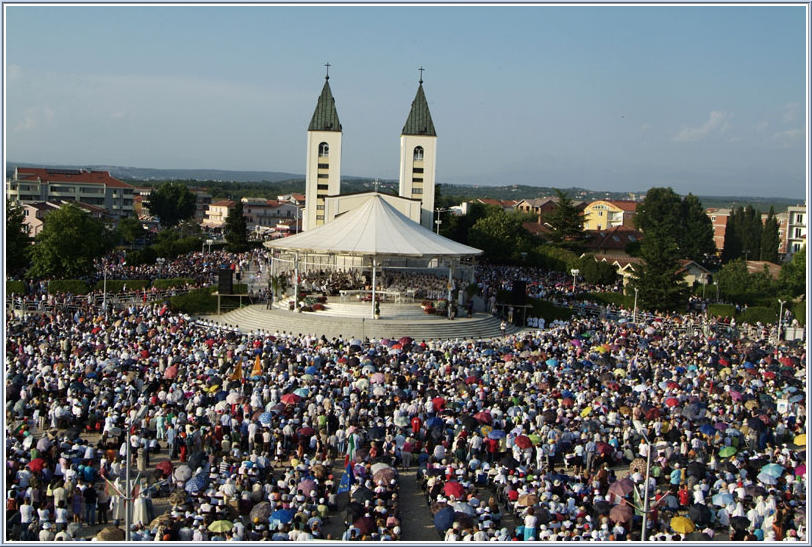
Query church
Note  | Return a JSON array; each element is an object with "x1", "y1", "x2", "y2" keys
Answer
[{"x1": 302, "y1": 69, "x2": 437, "y2": 231}]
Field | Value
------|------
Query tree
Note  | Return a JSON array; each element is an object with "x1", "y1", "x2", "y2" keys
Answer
[
  {"x1": 577, "y1": 256, "x2": 618, "y2": 285},
  {"x1": 468, "y1": 209, "x2": 532, "y2": 263},
  {"x1": 778, "y1": 245, "x2": 805, "y2": 298},
  {"x1": 225, "y1": 200, "x2": 249, "y2": 252},
  {"x1": 679, "y1": 194, "x2": 716, "y2": 264},
  {"x1": 6, "y1": 200, "x2": 31, "y2": 275},
  {"x1": 440, "y1": 202, "x2": 493, "y2": 245},
  {"x1": 760, "y1": 207, "x2": 780, "y2": 263},
  {"x1": 28, "y1": 204, "x2": 111, "y2": 279},
  {"x1": 634, "y1": 187, "x2": 683, "y2": 235},
  {"x1": 630, "y1": 225, "x2": 689, "y2": 312},
  {"x1": 544, "y1": 189, "x2": 585, "y2": 246},
  {"x1": 116, "y1": 217, "x2": 145, "y2": 247},
  {"x1": 146, "y1": 181, "x2": 196, "y2": 227},
  {"x1": 722, "y1": 207, "x2": 743, "y2": 263}
]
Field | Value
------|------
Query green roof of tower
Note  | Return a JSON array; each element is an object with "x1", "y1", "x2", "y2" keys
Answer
[
  {"x1": 402, "y1": 83, "x2": 436, "y2": 137},
  {"x1": 308, "y1": 78, "x2": 342, "y2": 132}
]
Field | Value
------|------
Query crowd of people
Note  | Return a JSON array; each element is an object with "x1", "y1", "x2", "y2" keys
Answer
[{"x1": 4, "y1": 259, "x2": 808, "y2": 542}]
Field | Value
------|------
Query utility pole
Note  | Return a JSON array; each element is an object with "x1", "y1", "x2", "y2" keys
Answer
[
  {"x1": 633, "y1": 287, "x2": 639, "y2": 324},
  {"x1": 777, "y1": 299, "x2": 786, "y2": 343}
]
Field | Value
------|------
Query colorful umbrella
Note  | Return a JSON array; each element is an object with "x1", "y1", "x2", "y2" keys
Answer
[
  {"x1": 794, "y1": 434, "x2": 806, "y2": 446},
  {"x1": 208, "y1": 520, "x2": 232, "y2": 533},
  {"x1": 610, "y1": 503, "x2": 634, "y2": 523},
  {"x1": 280, "y1": 393, "x2": 301, "y2": 405},
  {"x1": 760, "y1": 463, "x2": 785, "y2": 478},
  {"x1": 443, "y1": 481, "x2": 465, "y2": 499},
  {"x1": 670, "y1": 516, "x2": 695, "y2": 534},
  {"x1": 608, "y1": 478, "x2": 634, "y2": 498},
  {"x1": 665, "y1": 397, "x2": 679, "y2": 407},
  {"x1": 514, "y1": 435, "x2": 532, "y2": 449},
  {"x1": 719, "y1": 446, "x2": 737, "y2": 458}
]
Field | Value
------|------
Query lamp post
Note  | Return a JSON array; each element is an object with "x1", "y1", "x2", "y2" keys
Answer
[
  {"x1": 206, "y1": 239, "x2": 213, "y2": 253},
  {"x1": 778, "y1": 298, "x2": 787, "y2": 343},
  {"x1": 640, "y1": 431, "x2": 652, "y2": 541},
  {"x1": 102, "y1": 260, "x2": 108, "y2": 317},
  {"x1": 570, "y1": 269, "x2": 580, "y2": 294},
  {"x1": 633, "y1": 287, "x2": 639, "y2": 324}
]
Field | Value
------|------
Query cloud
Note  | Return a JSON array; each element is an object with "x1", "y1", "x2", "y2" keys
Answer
[
  {"x1": 769, "y1": 128, "x2": 803, "y2": 148},
  {"x1": 12, "y1": 106, "x2": 54, "y2": 132},
  {"x1": 672, "y1": 111, "x2": 730, "y2": 142},
  {"x1": 782, "y1": 102, "x2": 800, "y2": 123}
]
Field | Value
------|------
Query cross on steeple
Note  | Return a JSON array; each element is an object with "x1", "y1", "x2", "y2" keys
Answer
[
  {"x1": 324, "y1": 62, "x2": 331, "y2": 80},
  {"x1": 418, "y1": 66, "x2": 424, "y2": 84},
  {"x1": 373, "y1": 178, "x2": 380, "y2": 192}
]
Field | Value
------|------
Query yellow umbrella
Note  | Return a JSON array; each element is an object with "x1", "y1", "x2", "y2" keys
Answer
[
  {"x1": 613, "y1": 368, "x2": 627, "y2": 378},
  {"x1": 480, "y1": 425, "x2": 493, "y2": 437},
  {"x1": 795, "y1": 434, "x2": 806, "y2": 446},
  {"x1": 595, "y1": 346, "x2": 608, "y2": 354},
  {"x1": 580, "y1": 407, "x2": 593, "y2": 417},
  {"x1": 719, "y1": 367, "x2": 732, "y2": 378},
  {"x1": 670, "y1": 516, "x2": 695, "y2": 534},
  {"x1": 207, "y1": 384, "x2": 219, "y2": 394},
  {"x1": 744, "y1": 400, "x2": 759, "y2": 410},
  {"x1": 208, "y1": 520, "x2": 233, "y2": 533}
]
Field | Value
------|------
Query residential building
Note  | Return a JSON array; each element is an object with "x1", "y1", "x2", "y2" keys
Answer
[
  {"x1": 241, "y1": 198, "x2": 300, "y2": 229},
  {"x1": 582, "y1": 227, "x2": 643, "y2": 260},
  {"x1": 476, "y1": 198, "x2": 517, "y2": 211},
  {"x1": 203, "y1": 200, "x2": 235, "y2": 228},
  {"x1": 7, "y1": 167, "x2": 135, "y2": 219},
  {"x1": 582, "y1": 200, "x2": 638, "y2": 231},
  {"x1": 515, "y1": 197, "x2": 559, "y2": 216},
  {"x1": 20, "y1": 200, "x2": 110, "y2": 236},
  {"x1": 784, "y1": 205, "x2": 806, "y2": 257},
  {"x1": 705, "y1": 208, "x2": 731, "y2": 253},
  {"x1": 191, "y1": 188, "x2": 212, "y2": 222}
]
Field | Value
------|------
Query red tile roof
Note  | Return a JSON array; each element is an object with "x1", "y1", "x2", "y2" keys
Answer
[
  {"x1": 17, "y1": 167, "x2": 134, "y2": 189},
  {"x1": 583, "y1": 227, "x2": 642, "y2": 251},
  {"x1": 211, "y1": 200, "x2": 235, "y2": 207},
  {"x1": 605, "y1": 200, "x2": 638, "y2": 212}
]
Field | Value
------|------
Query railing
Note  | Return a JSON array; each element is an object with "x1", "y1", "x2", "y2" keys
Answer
[{"x1": 338, "y1": 289, "x2": 416, "y2": 303}]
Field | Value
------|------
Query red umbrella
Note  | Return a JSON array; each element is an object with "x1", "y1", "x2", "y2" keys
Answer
[
  {"x1": 646, "y1": 408, "x2": 662, "y2": 420},
  {"x1": 561, "y1": 398, "x2": 574, "y2": 408},
  {"x1": 762, "y1": 371, "x2": 775, "y2": 380},
  {"x1": 666, "y1": 381, "x2": 679, "y2": 390},
  {"x1": 665, "y1": 397, "x2": 679, "y2": 407},
  {"x1": 432, "y1": 397, "x2": 446, "y2": 411},
  {"x1": 514, "y1": 435, "x2": 532, "y2": 450},
  {"x1": 595, "y1": 441, "x2": 612, "y2": 456},
  {"x1": 444, "y1": 481, "x2": 465, "y2": 499},
  {"x1": 163, "y1": 365, "x2": 178, "y2": 380},
  {"x1": 28, "y1": 458, "x2": 45, "y2": 472},
  {"x1": 465, "y1": 376, "x2": 479, "y2": 385},
  {"x1": 398, "y1": 336, "x2": 413, "y2": 346},
  {"x1": 610, "y1": 503, "x2": 634, "y2": 523},
  {"x1": 281, "y1": 393, "x2": 301, "y2": 405},
  {"x1": 297, "y1": 427, "x2": 315, "y2": 437},
  {"x1": 729, "y1": 391, "x2": 743, "y2": 402},
  {"x1": 473, "y1": 411, "x2": 492, "y2": 424},
  {"x1": 608, "y1": 478, "x2": 635, "y2": 498},
  {"x1": 155, "y1": 460, "x2": 173, "y2": 476}
]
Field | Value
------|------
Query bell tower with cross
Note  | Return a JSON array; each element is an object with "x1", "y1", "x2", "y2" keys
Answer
[
  {"x1": 398, "y1": 67, "x2": 437, "y2": 230},
  {"x1": 304, "y1": 63, "x2": 343, "y2": 231}
]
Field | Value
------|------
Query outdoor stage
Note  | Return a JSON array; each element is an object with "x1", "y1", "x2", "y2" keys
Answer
[{"x1": 202, "y1": 299, "x2": 519, "y2": 340}]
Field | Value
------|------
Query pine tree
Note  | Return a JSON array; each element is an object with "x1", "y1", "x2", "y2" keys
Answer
[
  {"x1": 760, "y1": 207, "x2": 780, "y2": 263},
  {"x1": 631, "y1": 225, "x2": 689, "y2": 312},
  {"x1": 6, "y1": 200, "x2": 31, "y2": 275},
  {"x1": 722, "y1": 207, "x2": 743, "y2": 262},
  {"x1": 225, "y1": 200, "x2": 249, "y2": 252},
  {"x1": 544, "y1": 189, "x2": 585, "y2": 246},
  {"x1": 679, "y1": 194, "x2": 716, "y2": 264}
]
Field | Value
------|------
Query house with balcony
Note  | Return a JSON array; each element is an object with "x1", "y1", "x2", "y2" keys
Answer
[
  {"x1": 7, "y1": 167, "x2": 136, "y2": 219},
  {"x1": 583, "y1": 200, "x2": 638, "y2": 231}
]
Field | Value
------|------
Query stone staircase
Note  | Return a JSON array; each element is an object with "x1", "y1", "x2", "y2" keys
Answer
[{"x1": 201, "y1": 304, "x2": 521, "y2": 341}]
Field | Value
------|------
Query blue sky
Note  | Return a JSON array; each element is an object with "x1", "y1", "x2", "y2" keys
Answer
[{"x1": 5, "y1": 5, "x2": 807, "y2": 198}]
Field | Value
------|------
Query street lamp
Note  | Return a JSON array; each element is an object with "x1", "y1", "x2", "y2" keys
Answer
[
  {"x1": 633, "y1": 287, "x2": 639, "y2": 324},
  {"x1": 206, "y1": 239, "x2": 213, "y2": 253},
  {"x1": 570, "y1": 269, "x2": 580, "y2": 294},
  {"x1": 102, "y1": 259, "x2": 108, "y2": 317},
  {"x1": 639, "y1": 431, "x2": 653, "y2": 541},
  {"x1": 778, "y1": 299, "x2": 787, "y2": 342}
]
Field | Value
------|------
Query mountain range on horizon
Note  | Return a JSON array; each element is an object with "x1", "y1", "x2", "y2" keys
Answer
[{"x1": 6, "y1": 161, "x2": 805, "y2": 205}]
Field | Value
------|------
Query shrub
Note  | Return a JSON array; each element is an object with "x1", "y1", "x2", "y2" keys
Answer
[
  {"x1": 47, "y1": 280, "x2": 90, "y2": 294},
  {"x1": 737, "y1": 306, "x2": 777, "y2": 325},
  {"x1": 93, "y1": 279, "x2": 149, "y2": 292},
  {"x1": 529, "y1": 245, "x2": 580, "y2": 272},
  {"x1": 790, "y1": 300, "x2": 806, "y2": 326},
  {"x1": 529, "y1": 298, "x2": 573, "y2": 322},
  {"x1": 152, "y1": 278, "x2": 195, "y2": 289},
  {"x1": 580, "y1": 291, "x2": 634, "y2": 309},
  {"x1": 708, "y1": 304, "x2": 735, "y2": 318},
  {"x1": 7, "y1": 280, "x2": 26, "y2": 295},
  {"x1": 168, "y1": 287, "x2": 218, "y2": 314}
]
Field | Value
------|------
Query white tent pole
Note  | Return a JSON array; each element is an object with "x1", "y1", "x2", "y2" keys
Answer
[
  {"x1": 447, "y1": 260, "x2": 454, "y2": 318},
  {"x1": 371, "y1": 257, "x2": 377, "y2": 319},
  {"x1": 294, "y1": 253, "x2": 299, "y2": 307}
]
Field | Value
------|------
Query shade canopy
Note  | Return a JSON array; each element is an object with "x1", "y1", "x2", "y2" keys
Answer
[{"x1": 266, "y1": 194, "x2": 482, "y2": 258}]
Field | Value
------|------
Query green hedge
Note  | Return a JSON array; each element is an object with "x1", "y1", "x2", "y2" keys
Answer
[
  {"x1": 48, "y1": 280, "x2": 90, "y2": 294},
  {"x1": 791, "y1": 301, "x2": 806, "y2": 326},
  {"x1": 92, "y1": 279, "x2": 149, "y2": 292},
  {"x1": 7, "y1": 280, "x2": 26, "y2": 295},
  {"x1": 152, "y1": 278, "x2": 195, "y2": 289},
  {"x1": 529, "y1": 298, "x2": 573, "y2": 322},
  {"x1": 168, "y1": 287, "x2": 218, "y2": 314},
  {"x1": 708, "y1": 304, "x2": 735, "y2": 318},
  {"x1": 580, "y1": 291, "x2": 634, "y2": 309},
  {"x1": 737, "y1": 306, "x2": 777, "y2": 325}
]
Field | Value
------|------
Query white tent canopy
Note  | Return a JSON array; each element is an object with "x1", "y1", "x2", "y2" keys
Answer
[{"x1": 266, "y1": 194, "x2": 482, "y2": 258}]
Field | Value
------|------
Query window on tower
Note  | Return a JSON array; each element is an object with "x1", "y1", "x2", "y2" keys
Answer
[
  {"x1": 413, "y1": 146, "x2": 424, "y2": 161},
  {"x1": 318, "y1": 143, "x2": 329, "y2": 157}
]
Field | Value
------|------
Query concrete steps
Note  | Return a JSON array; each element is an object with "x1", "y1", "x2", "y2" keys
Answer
[{"x1": 201, "y1": 304, "x2": 521, "y2": 341}]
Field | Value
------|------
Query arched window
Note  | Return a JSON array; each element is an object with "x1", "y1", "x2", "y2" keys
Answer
[
  {"x1": 318, "y1": 142, "x2": 329, "y2": 157},
  {"x1": 413, "y1": 146, "x2": 424, "y2": 161}
]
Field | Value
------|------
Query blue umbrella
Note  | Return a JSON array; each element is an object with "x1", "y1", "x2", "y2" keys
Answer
[
  {"x1": 488, "y1": 429, "x2": 506, "y2": 440},
  {"x1": 545, "y1": 358, "x2": 559, "y2": 367},
  {"x1": 699, "y1": 424, "x2": 716, "y2": 436},
  {"x1": 756, "y1": 471, "x2": 778, "y2": 485},
  {"x1": 434, "y1": 507, "x2": 454, "y2": 532},
  {"x1": 712, "y1": 492, "x2": 734, "y2": 507},
  {"x1": 426, "y1": 417, "x2": 443, "y2": 429},
  {"x1": 86, "y1": 371, "x2": 97, "y2": 379},
  {"x1": 305, "y1": 366, "x2": 317, "y2": 375},
  {"x1": 293, "y1": 388, "x2": 309, "y2": 397},
  {"x1": 483, "y1": 349, "x2": 496, "y2": 356},
  {"x1": 675, "y1": 366, "x2": 686, "y2": 374},
  {"x1": 269, "y1": 508, "x2": 294, "y2": 526},
  {"x1": 760, "y1": 463, "x2": 785, "y2": 478},
  {"x1": 258, "y1": 412, "x2": 273, "y2": 426},
  {"x1": 215, "y1": 391, "x2": 228, "y2": 402},
  {"x1": 743, "y1": 362, "x2": 755, "y2": 369},
  {"x1": 561, "y1": 390, "x2": 574, "y2": 399},
  {"x1": 184, "y1": 473, "x2": 208, "y2": 493}
]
